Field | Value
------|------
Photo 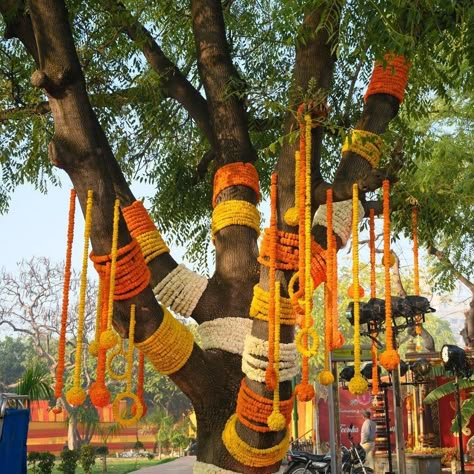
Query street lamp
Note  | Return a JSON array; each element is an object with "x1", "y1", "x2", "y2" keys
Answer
[{"x1": 441, "y1": 344, "x2": 472, "y2": 474}]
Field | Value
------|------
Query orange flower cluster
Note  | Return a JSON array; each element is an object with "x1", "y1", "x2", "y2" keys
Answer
[
  {"x1": 236, "y1": 380, "x2": 293, "y2": 433},
  {"x1": 212, "y1": 162, "x2": 260, "y2": 208},
  {"x1": 91, "y1": 238, "x2": 150, "y2": 301},
  {"x1": 369, "y1": 209, "x2": 379, "y2": 394},
  {"x1": 55, "y1": 189, "x2": 76, "y2": 402},
  {"x1": 122, "y1": 200, "x2": 169, "y2": 263},
  {"x1": 364, "y1": 54, "x2": 410, "y2": 104}
]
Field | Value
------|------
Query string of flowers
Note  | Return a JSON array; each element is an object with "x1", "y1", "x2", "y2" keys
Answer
[
  {"x1": 348, "y1": 184, "x2": 368, "y2": 396},
  {"x1": 221, "y1": 413, "x2": 290, "y2": 467},
  {"x1": 364, "y1": 54, "x2": 410, "y2": 104},
  {"x1": 265, "y1": 173, "x2": 278, "y2": 391},
  {"x1": 295, "y1": 113, "x2": 317, "y2": 401},
  {"x1": 341, "y1": 130, "x2": 384, "y2": 169},
  {"x1": 412, "y1": 207, "x2": 423, "y2": 350},
  {"x1": 284, "y1": 151, "x2": 300, "y2": 226},
  {"x1": 122, "y1": 200, "x2": 170, "y2": 263},
  {"x1": 212, "y1": 162, "x2": 260, "y2": 208},
  {"x1": 112, "y1": 304, "x2": 144, "y2": 426},
  {"x1": 88, "y1": 278, "x2": 103, "y2": 357},
  {"x1": 250, "y1": 285, "x2": 296, "y2": 326},
  {"x1": 211, "y1": 200, "x2": 260, "y2": 241},
  {"x1": 54, "y1": 189, "x2": 76, "y2": 405},
  {"x1": 107, "y1": 338, "x2": 127, "y2": 381},
  {"x1": 332, "y1": 235, "x2": 344, "y2": 349},
  {"x1": 153, "y1": 263, "x2": 208, "y2": 318},
  {"x1": 134, "y1": 307, "x2": 194, "y2": 375},
  {"x1": 66, "y1": 190, "x2": 93, "y2": 407},
  {"x1": 379, "y1": 180, "x2": 400, "y2": 370},
  {"x1": 320, "y1": 189, "x2": 334, "y2": 386},
  {"x1": 198, "y1": 318, "x2": 253, "y2": 355},
  {"x1": 369, "y1": 209, "x2": 379, "y2": 395}
]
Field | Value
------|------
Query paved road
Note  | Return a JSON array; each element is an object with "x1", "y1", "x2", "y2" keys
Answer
[{"x1": 130, "y1": 456, "x2": 286, "y2": 473}]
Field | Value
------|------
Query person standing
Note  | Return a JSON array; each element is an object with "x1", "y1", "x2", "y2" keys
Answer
[{"x1": 360, "y1": 410, "x2": 376, "y2": 469}]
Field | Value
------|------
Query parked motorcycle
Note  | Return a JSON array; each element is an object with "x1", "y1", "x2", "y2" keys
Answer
[{"x1": 284, "y1": 425, "x2": 374, "y2": 474}]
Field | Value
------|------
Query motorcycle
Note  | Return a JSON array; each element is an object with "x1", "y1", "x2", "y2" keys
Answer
[{"x1": 284, "y1": 425, "x2": 374, "y2": 474}]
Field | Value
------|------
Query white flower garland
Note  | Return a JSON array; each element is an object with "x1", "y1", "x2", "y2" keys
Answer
[
  {"x1": 242, "y1": 335, "x2": 299, "y2": 383},
  {"x1": 193, "y1": 461, "x2": 241, "y2": 474},
  {"x1": 198, "y1": 317, "x2": 252, "y2": 355},
  {"x1": 153, "y1": 264, "x2": 208, "y2": 318},
  {"x1": 312, "y1": 199, "x2": 364, "y2": 247}
]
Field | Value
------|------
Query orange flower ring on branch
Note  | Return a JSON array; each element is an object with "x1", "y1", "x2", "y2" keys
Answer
[
  {"x1": 55, "y1": 189, "x2": 76, "y2": 400},
  {"x1": 212, "y1": 162, "x2": 260, "y2": 208},
  {"x1": 364, "y1": 54, "x2": 410, "y2": 104},
  {"x1": 122, "y1": 200, "x2": 169, "y2": 263}
]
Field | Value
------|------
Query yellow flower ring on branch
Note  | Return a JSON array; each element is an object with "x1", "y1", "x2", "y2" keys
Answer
[
  {"x1": 112, "y1": 391, "x2": 143, "y2": 427},
  {"x1": 342, "y1": 129, "x2": 384, "y2": 169},
  {"x1": 211, "y1": 200, "x2": 260, "y2": 241},
  {"x1": 222, "y1": 414, "x2": 290, "y2": 467},
  {"x1": 134, "y1": 307, "x2": 194, "y2": 375},
  {"x1": 296, "y1": 328, "x2": 319, "y2": 357},
  {"x1": 348, "y1": 375, "x2": 369, "y2": 395},
  {"x1": 250, "y1": 285, "x2": 296, "y2": 326}
]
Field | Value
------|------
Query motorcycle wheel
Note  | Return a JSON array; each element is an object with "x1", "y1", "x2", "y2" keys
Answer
[
  {"x1": 353, "y1": 468, "x2": 374, "y2": 474},
  {"x1": 284, "y1": 464, "x2": 317, "y2": 474}
]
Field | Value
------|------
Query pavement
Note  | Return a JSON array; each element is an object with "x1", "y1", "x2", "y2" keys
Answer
[{"x1": 130, "y1": 456, "x2": 286, "y2": 473}]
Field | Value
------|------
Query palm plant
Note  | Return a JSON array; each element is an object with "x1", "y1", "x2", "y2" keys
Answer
[{"x1": 16, "y1": 360, "x2": 53, "y2": 401}]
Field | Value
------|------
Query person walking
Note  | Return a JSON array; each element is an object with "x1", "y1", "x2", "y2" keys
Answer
[{"x1": 360, "y1": 410, "x2": 376, "y2": 469}]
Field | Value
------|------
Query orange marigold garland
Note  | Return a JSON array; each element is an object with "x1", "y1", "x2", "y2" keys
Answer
[
  {"x1": 364, "y1": 54, "x2": 410, "y2": 104},
  {"x1": 55, "y1": 189, "x2": 76, "y2": 405},
  {"x1": 369, "y1": 209, "x2": 379, "y2": 395},
  {"x1": 348, "y1": 184, "x2": 368, "y2": 396},
  {"x1": 379, "y1": 180, "x2": 400, "y2": 371},
  {"x1": 66, "y1": 190, "x2": 93, "y2": 407},
  {"x1": 332, "y1": 235, "x2": 344, "y2": 349}
]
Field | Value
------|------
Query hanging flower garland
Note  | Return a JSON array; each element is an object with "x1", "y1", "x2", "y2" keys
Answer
[
  {"x1": 379, "y1": 180, "x2": 400, "y2": 370},
  {"x1": 284, "y1": 151, "x2": 300, "y2": 226},
  {"x1": 54, "y1": 189, "x2": 76, "y2": 407},
  {"x1": 112, "y1": 304, "x2": 144, "y2": 426},
  {"x1": 348, "y1": 184, "x2": 368, "y2": 396},
  {"x1": 369, "y1": 209, "x2": 379, "y2": 395},
  {"x1": 331, "y1": 235, "x2": 344, "y2": 349},
  {"x1": 66, "y1": 190, "x2": 93, "y2": 406},
  {"x1": 88, "y1": 277, "x2": 103, "y2": 357},
  {"x1": 134, "y1": 351, "x2": 147, "y2": 417},
  {"x1": 412, "y1": 207, "x2": 423, "y2": 351},
  {"x1": 320, "y1": 189, "x2": 334, "y2": 386}
]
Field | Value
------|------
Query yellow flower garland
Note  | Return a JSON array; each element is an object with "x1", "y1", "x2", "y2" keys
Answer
[
  {"x1": 107, "y1": 339, "x2": 128, "y2": 381},
  {"x1": 249, "y1": 284, "x2": 296, "y2": 325},
  {"x1": 66, "y1": 190, "x2": 93, "y2": 407},
  {"x1": 135, "y1": 307, "x2": 194, "y2": 375},
  {"x1": 284, "y1": 151, "x2": 300, "y2": 226},
  {"x1": 342, "y1": 130, "x2": 384, "y2": 168},
  {"x1": 348, "y1": 184, "x2": 368, "y2": 396},
  {"x1": 89, "y1": 277, "x2": 103, "y2": 357},
  {"x1": 136, "y1": 230, "x2": 169, "y2": 263},
  {"x1": 222, "y1": 414, "x2": 290, "y2": 467},
  {"x1": 211, "y1": 200, "x2": 260, "y2": 240}
]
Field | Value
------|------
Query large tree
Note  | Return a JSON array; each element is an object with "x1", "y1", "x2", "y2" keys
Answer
[{"x1": 0, "y1": 1, "x2": 472, "y2": 472}]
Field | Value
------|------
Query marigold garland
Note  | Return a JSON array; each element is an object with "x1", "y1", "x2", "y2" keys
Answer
[
  {"x1": 212, "y1": 162, "x2": 260, "y2": 208},
  {"x1": 369, "y1": 209, "x2": 379, "y2": 395},
  {"x1": 332, "y1": 236, "x2": 344, "y2": 349},
  {"x1": 348, "y1": 184, "x2": 368, "y2": 396},
  {"x1": 198, "y1": 318, "x2": 253, "y2": 355},
  {"x1": 284, "y1": 151, "x2": 300, "y2": 226},
  {"x1": 107, "y1": 339, "x2": 127, "y2": 381},
  {"x1": 122, "y1": 200, "x2": 170, "y2": 263},
  {"x1": 211, "y1": 200, "x2": 260, "y2": 241},
  {"x1": 250, "y1": 285, "x2": 296, "y2": 325},
  {"x1": 222, "y1": 413, "x2": 290, "y2": 467},
  {"x1": 89, "y1": 277, "x2": 103, "y2": 357},
  {"x1": 364, "y1": 54, "x2": 410, "y2": 104},
  {"x1": 380, "y1": 180, "x2": 400, "y2": 370},
  {"x1": 341, "y1": 130, "x2": 384, "y2": 168},
  {"x1": 66, "y1": 190, "x2": 93, "y2": 407},
  {"x1": 55, "y1": 189, "x2": 76, "y2": 400},
  {"x1": 135, "y1": 307, "x2": 194, "y2": 375}
]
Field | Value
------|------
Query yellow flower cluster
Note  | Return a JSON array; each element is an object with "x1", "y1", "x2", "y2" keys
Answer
[
  {"x1": 66, "y1": 190, "x2": 93, "y2": 407},
  {"x1": 211, "y1": 200, "x2": 260, "y2": 240},
  {"x1": 136, "y1": 230, "x2": 169, "y2": 263},
  {"x1": 342, "y1": 129, "x2": 384, "y2": 169},
  {"x1": 250, "y1": 284, "x2": 295, "y2": 325},
  {"x1": 135, "y1": 307, "x2": 194, "y2": 375},
  {"x1": 222, "y1": 414, "x2": 290, "y2": 467}
]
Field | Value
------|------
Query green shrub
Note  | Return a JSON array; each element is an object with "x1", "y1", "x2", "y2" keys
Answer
[
  {"x1": 27, "y1": 451, "x2": 56, "y2": 474},
  {"x1": 95, "y1": 445, "x2": 109, "y2": 457},
  {"x1": 79, "y1": 445, "x2": 96, "y2": 474},
  {"x1": 58, "y1": 448, "x2": 79, "y2": 474}
]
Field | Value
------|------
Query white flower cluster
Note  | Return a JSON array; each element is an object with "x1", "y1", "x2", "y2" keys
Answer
[
  {"x1": 242, "y1": 335, "x2": 299, "y2": 383},
  {"x1": 153, "y1": 264, "x2": 208, "y2": 318},
  {"x1": 198, "y1": 317, "x2": 253, "y2": 355},
  {"x1": 312, "y1": 199, "x2": 365, "y2": 247},
  {"x1": 194, "y1": 461, "x2": 240, "y2": 474}
]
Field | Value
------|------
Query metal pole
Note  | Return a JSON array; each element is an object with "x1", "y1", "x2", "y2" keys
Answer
[
  {"x1": 383, "y1": 386, "x2": 394, "y2": 474},
  {"x1": 292, "y1": 376, "x2": 298, "y2": 441},
  {"x1": 392, "y1": 367, "x2": 407, "y2": 474},
  {"x1": 313, "y1": 382, "x2": 320, "y2": 454},
  {"x1": 454, "y1": 376, "x2": 466, "y2": 474},
  {"x1": 329, "y1": 356, "x2": 342, "y2": 473}
]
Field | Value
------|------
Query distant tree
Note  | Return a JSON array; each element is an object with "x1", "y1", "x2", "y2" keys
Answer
[{"x1": 0, "y1": 336, "x2": 35, "y2": 390}]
